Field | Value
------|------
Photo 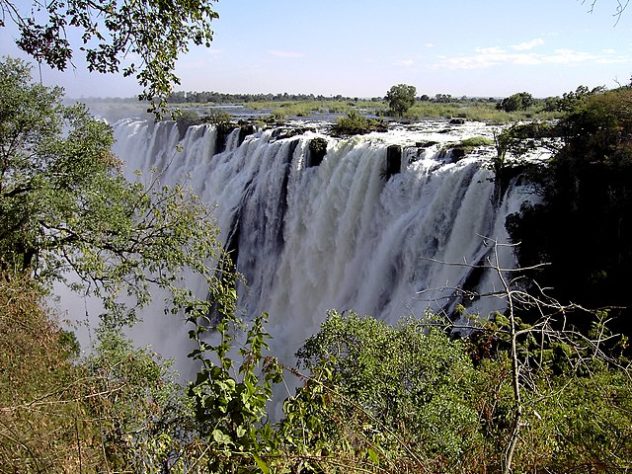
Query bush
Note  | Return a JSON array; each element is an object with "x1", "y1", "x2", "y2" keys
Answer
[
  {"x1": 280, "y1": 310, "x2": 632, "y2": 473},
  {"x1": 331, "y1": 111, "x2": 387, "y2": 136},
  {"x1": 0, "y1": 276, "x2": 196, "y2": 472},
  {"x1": 460, "y1": 136, "x2": 494, "y2": 147},
  {"x1": 497, "y1": 92, "x2": 534, "y2": 112},
  {"x1": 282, "y1": 311, "x2": 484, "y2": 470},
  {"x1": 202, "y1": 109, "x2": 232, "y2": 125}
]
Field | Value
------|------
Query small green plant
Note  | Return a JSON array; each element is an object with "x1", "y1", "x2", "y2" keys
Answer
[
  {"x1": 307, "y1": 137, "x2": 328, "y2": 167},
  {"x1": 185, "y1": 269, "x2": 283, "y2": 472}
]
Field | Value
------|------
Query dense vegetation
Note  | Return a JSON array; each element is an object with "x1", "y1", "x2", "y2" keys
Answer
[
  {"x1": 505, "y1": 87, "x2": 632, "y2": 334},
  {"x1": 2, "y1": 56, "x2": 632, "y2": 473}
]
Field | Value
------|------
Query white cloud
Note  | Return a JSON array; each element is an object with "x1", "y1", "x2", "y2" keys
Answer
[
  {"x1": 395, "y1": 58, "x2": 415, "y2": 67},
  {"x1": 424, "y1": 43, "x2": 435, "y2": 48},
  {"x1": 268, "y1": 50, "x2": 304, "y2": 58},
  {"x1": 542, "y1": 49, "x2": 596, "y2": 64},
  {"x1": 511, "y1": 38, "x2": 545, "y2": 51},
  {"x1": 433, "y1": 45, "x2": 630, "y2": 70},
  {"x1": 477, "y1": 47, "x2": 505, "y2": 55}
]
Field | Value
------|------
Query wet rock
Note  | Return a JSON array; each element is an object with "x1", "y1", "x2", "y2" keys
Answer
[
  {"x1": 385, "y1": 144, "x2": 402, "y2": 179},
  {"x1": 307, "y1": 137, "x2": 328, "y2": 167}
]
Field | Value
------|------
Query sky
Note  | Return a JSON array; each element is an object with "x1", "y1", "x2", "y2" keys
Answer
[{"x1": 2, "y1": 0, "x2": 632, "y2": 98}]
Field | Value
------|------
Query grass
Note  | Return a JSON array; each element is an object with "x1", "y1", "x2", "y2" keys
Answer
[
  {"x1": 444, "y1": 136, "x2": 495, "y2": 160},
  {"x1": 247, "y1": 99, "x2": 382, "y2": 117},
  {"x1": 87, "y1": 97, "x2": 563, "y2": 125},
  {"x1": 243, "y1": 100, "x2": 562, "y2": 124},
  {"x1": 404, "y1": 102, "x2": 562, "y2": 124}
]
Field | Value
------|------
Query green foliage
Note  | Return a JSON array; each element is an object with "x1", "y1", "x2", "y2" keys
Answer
[
  {"x1": 0, "y1": 57, "x2": 223, "y2": 326},
  {"x1": 2, "y1": 0, "x2": 219, "y2": 116},
  {"x1": 331, "y1": 111, "x2": 386, "y2": 136},
  {"x1": 557, "y1": 87, "x2": 632, "y2": 167},
  {"x1": 85, "y1": 327, "x2": 197, "y2": 473},
  {"x1": 0, "y1": 275, "x2": 199, "y2": 473},
  {"x1": 203, "y1": 109, "x2": 233, "y2": 126},
  {"x1": 291, "y1": 312, "x2": 481, "y2": 461},
  {"x1": 507, "y1": 88, "x2": 632, "y2": 332},
  {"x1": 308, "y1": 137, "x2": 328, "y2": 156},
  {"x1": 4, "y1": 276, "x2": 632, "y2": 472},
  {"x1": 278, "y1": 310, "x2": 632, "y2": 473},
  {"x1": 543, "y1": 85, "x2": 607, "y2": 112},
  {"x1": 497, "y1": 92, "x2": 535, "y2": 112},
  {"x1": 460, "y1": 136, "x2": 494, "y2": 147},
  {"x1": 307, "y1": 137, "x2": 328, "y2": 167},
  {"x1": 385, "y1": 84, "x2": 416, "y2": 117},
  {"x1": 186, "y1": 280, "x2": 283, "y2": 472}
]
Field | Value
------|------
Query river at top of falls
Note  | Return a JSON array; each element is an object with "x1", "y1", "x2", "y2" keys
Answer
[{"x1": 60, "y1": 118, "x2": 545, "y2": 378}]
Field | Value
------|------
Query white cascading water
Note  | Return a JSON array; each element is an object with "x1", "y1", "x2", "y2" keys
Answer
[{"x1": 103, "y1": 118, "x2": 540, "y2": 371}]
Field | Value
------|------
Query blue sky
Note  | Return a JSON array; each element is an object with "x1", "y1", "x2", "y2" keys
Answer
[{"x1": 2, "y1": 0, "x2": 632, "y2": 98}]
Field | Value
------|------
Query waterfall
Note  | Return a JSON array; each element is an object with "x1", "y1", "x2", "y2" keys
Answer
[{"x1": 108, "y1": 119, "x2": 539, "y2": 367}]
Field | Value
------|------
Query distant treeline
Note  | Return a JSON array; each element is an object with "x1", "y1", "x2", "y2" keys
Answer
[
  {"x1": 83, "y1": 87, "x2": 607, "y2": 110},
  {"x1": 163, "y1": 91, "x2": 501, "y2": 104}
]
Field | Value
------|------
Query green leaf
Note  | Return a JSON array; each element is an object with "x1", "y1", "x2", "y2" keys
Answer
[
  {"x1": 212, "y1": 429, "x2": 232, "y2": 446},
  {"x1": 253, "y1": 454, "x2": 270, "y2": 474}
]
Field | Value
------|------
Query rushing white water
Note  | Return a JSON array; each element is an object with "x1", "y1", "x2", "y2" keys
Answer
[{"x1": 104, "y1": 118, "x2": 539, "y2": 369}]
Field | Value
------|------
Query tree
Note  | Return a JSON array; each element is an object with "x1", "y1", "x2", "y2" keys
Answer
[
  {"x1": 496, "y1": 92, "x2": 534, "y2": 112},
  {"x1": 0, "y1": 56, "x2": 225, "y2": 324},
  {"x1": 385, "y1": 83, "x2": 416, "y2": 117},
  {"x1": 0, "y1": 0, "x2": 219, "y2": 115}
]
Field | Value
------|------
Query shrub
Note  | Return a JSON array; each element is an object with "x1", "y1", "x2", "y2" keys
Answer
[
  {"x1": 280, "y1": 310, "x2": 632, "y2": 473},
  {"x1": 331, "y1": 111, "x2": 387, "y2": 136},
  {"x1": 497, "y1": 92, "x2": 534, "y2": 112},
  {"x1": 307, "y1": 137, "x2": 328, "y2": 167},
  {"x1": 202, "y1": 109, "x2": 232, "y2": 125},
  {"x1": 0, "y1": 275, "x2": 195, "y2": 472},
  {"x1": 283, "y1": 311, "x2": 484, "y2": 470}
]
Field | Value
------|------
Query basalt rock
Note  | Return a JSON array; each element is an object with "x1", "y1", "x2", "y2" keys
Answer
[
  {"x1": 385, "y1": 145, "x2": 402, "y2": 179},
  {"x1": 307, "y1": 137, "x2": 328, "y2": 168}
]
